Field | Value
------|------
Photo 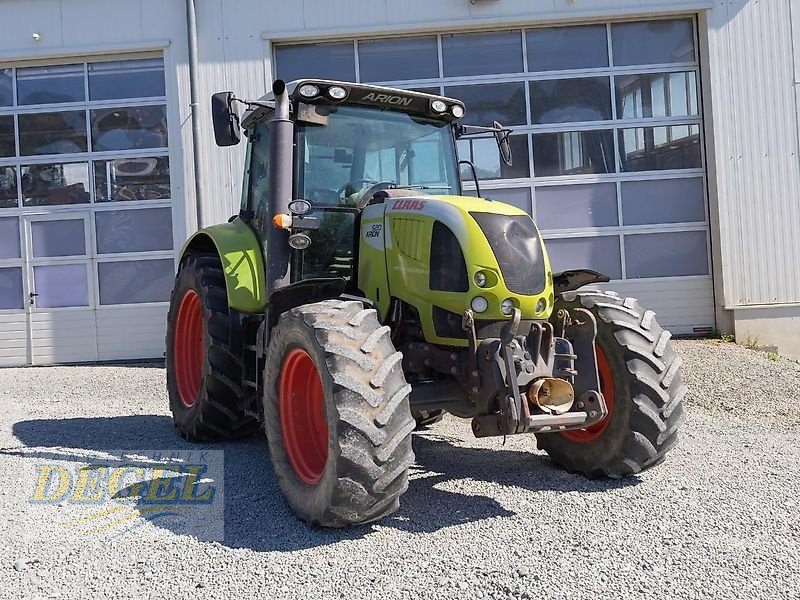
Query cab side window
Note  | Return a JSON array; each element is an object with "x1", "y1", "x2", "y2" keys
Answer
[{"x1": 247, "y1": 121, "x2": 271, "y2": 231}]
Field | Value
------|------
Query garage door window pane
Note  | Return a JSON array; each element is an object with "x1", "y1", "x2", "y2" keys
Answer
[
  {"x1": 0, "y1": 267, "x2": 23, "y2": 310},
  {"x1": 275, "y1": 43, "x2": 356, "y2": 82},
  {"x1": 616, "y1": 71, "x2": 698, "y2": 119},
  {"x1": 464, "y1": 187, "x2": 532, "y2": 214},
  {"x1": 89, "y1": 59, "x2": 165, "y2": 100},
  {"x1": 533, "y1": 130, "x2": 614, "y2": 177},
  {"x1": 95, "y1": 208, "x2": 173, "y2": 254},
  {"x1": 0, "y1": 115, "x2": 14, "y2": 157},
  {"x1": 621, "y1": 178, "x2": 705, "y2": 225},
  {"x1": 22, "y1": 162, "x2": 90, "y2": 206},
  {"x1": 98, "y1": 259, "x2": 173, "y2": 305},
  {"x1": 526, "y1": 25, "x2": 609, "y2": 72},
  {"x1": 31, "y1": 219, "x2": 86, "y2": 258},
  {"x1": 0, "y1": 167, "x2": 18, "y2": 208},
  {"x1": 445, "y1": 83, "x2": 527, "y2": 127},
  {"x1": 530, "y1": 77, "x2": 612, "y2": 124},
  {"x1": 442, "y1": 31, "x2": 523, "y2": 77},
  {"x1": 94, "y1": 156, "x2": 170, "y2": 202},
  {"x1": 624, "y1": 231, "x2": 708, "y2": 278},
  {"x1": 19, "y1": 111, "x2": 87, "y2": 155},
  {"x1": 359, "y1": 37, "x2": 439, "y2": 82},
  {"x1": 91, "y1": 105, "x2": 168, "y2": 152},
  {"x1": 619, "y1": 125, "x2": 701, "y2": 172},
  {"x1": 545, "y1": 236, "x2": 622, "y2": 279},
  {"x1": 612, "y1": 19, "x2": 695, "y2": 66},
  {"x1": 0, "y1": 217, "x2": 20, "y2": 259},
  {"x1": 536, "y1": 183, "x2": 618, "y2": 230},
  {"x1": 17, "y1": 64, "x2": 85, "y2": 105},
  {"x1": 459, "y1": 136, "x2": 530, "y2": 180},
  {"x1": 33, "y1": 264, "x2": 89, "y2": 307},
  {"x1": 0, "y1": 69, "x2": 12, "y2": 106}
]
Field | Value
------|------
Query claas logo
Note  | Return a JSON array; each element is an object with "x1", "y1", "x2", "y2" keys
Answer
[{"x1": 391, "y1": 199, "x2": 427, "y2": 211}]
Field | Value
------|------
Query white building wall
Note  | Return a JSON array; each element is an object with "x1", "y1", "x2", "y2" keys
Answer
[{"x1": 4, "y1": 0, "x2": 800, "y2": 354}]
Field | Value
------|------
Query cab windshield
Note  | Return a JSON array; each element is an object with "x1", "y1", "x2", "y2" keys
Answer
[{"x1": 296, "y1": 105, "x2": 460, "y2": 206}]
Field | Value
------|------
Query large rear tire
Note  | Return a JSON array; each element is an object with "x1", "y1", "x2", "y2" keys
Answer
[
  {"x1": 263, "y1": 299, "x2": 415, "y2": 527},
  {"x1": 166, "y1": 254, "x2": 258, "y2": 441},
  {"x1": 536, "y1": 290, "x2": 687, "y2": 478}
]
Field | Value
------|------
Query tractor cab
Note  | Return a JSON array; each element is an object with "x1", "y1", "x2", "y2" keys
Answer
[{"x1": 211, "y1": 80, "x2": 509, "y2": 291}]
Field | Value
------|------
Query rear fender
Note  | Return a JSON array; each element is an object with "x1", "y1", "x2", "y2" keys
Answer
[{"x1": 179, "y1": 218, "x2": 267, "y2": 314}]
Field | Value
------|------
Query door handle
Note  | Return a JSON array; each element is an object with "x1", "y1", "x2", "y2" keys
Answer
[{"x1": 29, "y1": 292, "x2": 38, "y2": 305}]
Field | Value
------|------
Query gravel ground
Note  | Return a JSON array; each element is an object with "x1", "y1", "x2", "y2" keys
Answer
[{"x1": 0, "y1": 339, "x2": 798, "y2": 600}]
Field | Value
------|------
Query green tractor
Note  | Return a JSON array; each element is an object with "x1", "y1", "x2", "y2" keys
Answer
[{"x1": 166, "y1": 79, "x2": 686, "y2": 527}]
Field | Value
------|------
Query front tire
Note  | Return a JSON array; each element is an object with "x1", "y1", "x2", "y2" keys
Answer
[
  {"x1": 537, "y1": 290, "x2": 687, "y2": 478},
  {"x1": 263, "y1": 299, "x2": 415, "y2": 527},
  {"x1": 166, "y1": 254, "x2": 258, "y2": 441}
]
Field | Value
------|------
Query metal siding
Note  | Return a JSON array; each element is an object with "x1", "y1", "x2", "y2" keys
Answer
[{"x1": 706, "y1": 0, "x2": 800, "y2": 306}]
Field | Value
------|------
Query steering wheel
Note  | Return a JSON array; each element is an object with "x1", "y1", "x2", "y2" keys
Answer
[{"x1": 337, "y1": 179, "x2": 378, "y2": 199}]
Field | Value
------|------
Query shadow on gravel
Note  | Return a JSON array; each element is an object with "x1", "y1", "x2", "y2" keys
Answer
[{"x1": 8, "y1": 416, "x2": 638, "y2": 551}]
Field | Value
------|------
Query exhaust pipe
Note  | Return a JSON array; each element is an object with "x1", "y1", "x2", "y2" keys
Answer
[
  {"x1": 267, "y1": 79, "x2": 293, "y2": 294},
  {"x1": 527, "y1": 378, "x2": 575, "y2": 415}
]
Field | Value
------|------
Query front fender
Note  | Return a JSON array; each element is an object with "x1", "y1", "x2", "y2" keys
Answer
[{"x1": 179, "y1": 218, "x2": 267, "y2": 314}]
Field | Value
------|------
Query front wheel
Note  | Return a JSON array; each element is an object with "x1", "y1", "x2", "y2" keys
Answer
[
  {"x1": 536, "y1": 290, "x2": 687, "y2": 478},
  {"x1": 166, "y1": 254, "x2": 258, "y2": 441},
  {"x1": 263, "y1": 299, "x2": 415, "y2": 527}
]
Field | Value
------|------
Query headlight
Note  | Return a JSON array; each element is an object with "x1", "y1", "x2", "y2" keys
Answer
[
  {"x1": 501, "y1": 299, "x2": 515, "y2": 315},
  {"x1": 328, "y1": 86, "x2": 347, "y2": 100},
  {"x1": 471, "y1": 296, "x2": 488, "y2": 313},
  {"x1": 298, "y1": 84, "x2": 319, "y2": 98},
  {"x1": 431, "y1": 100, "x2": 447, "y2": 113},
  {"x1": 451, "y1": 105, "x2": 464, "y2": 118},
  {"x1": 474, "y1": 272, "x2": 487, "y2": 288},
  {"x1": 535, "y1": 298, "x2": 547, "y2": 314}
]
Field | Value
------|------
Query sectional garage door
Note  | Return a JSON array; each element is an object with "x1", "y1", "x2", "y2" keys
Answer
[
  {"x1": 0, "y1": 55, "x2": 174, "y2": 365},
  {"x1": 274, "y1": 16, "x2": 715, "y2": 335}
]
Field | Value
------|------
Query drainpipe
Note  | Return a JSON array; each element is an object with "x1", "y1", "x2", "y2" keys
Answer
[{"x1": 185, "y1": 0, "x2": 205, "y2": 230}]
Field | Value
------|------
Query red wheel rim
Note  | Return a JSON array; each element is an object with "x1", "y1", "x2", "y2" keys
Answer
[
  {"x1": 279, "y1": 348, "x2": 329, "y2": 485},
  {"x1": 561, "y1": 345, "x2": 615, "y2": 444},
  {"x1": 174, "y1": 289, "x2": 205, "y2": 408}
]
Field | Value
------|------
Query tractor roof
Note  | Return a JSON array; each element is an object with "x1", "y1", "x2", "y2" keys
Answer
[{"x1": 241, "y1": 79, "x2": 465, "y2": 128}]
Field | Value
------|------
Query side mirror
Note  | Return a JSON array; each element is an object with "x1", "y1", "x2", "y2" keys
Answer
[
  {"x1": 493, "y1": 120, "x2": 512, "y2": 167},
  {"x1": 211, "y1": 92, "x2": 241, "y2": 147}
]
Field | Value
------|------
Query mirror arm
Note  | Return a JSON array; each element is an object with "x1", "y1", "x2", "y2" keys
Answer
[
  {"x1": 458, "y1": 160, "x2": 481, "y2": 198},
  {"x1": 456, "y1": 124, "x2": 512, "y2": 138}
]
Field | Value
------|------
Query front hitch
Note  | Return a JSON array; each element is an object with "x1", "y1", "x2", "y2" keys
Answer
[{"x1": 470, "y1": 307, "x2": 608, "y2": 438}]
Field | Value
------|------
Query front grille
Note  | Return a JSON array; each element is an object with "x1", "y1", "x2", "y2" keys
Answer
[{"x1": 469, "y1": 212, "x2": 546, "y2": 296}]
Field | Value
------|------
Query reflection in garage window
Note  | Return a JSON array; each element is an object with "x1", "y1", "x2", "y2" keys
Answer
[
  {"x1": 618, "y1": 125, "x2": 701, "y2": 172},
  {"x1": 94, "y1": 156, "x2": 170, "y2": 201},
  {"x1": 21, "y1": 162, "x2": 90, "y2": 206},
  {"x1": 533, "y1": 130, "x2": 614, "y2": 177},
  {"x1": 89, "y1": 58, "x2": 166, "y2": 101},
  {"x1": 18, "y1": 111, "x2": 87, "y2": 155},
  {"x1": 0, "y1": 167, "x2": 17, "y2": 208},
  {"x1": 0, "y1": 267, "x2": 23, "y2": 310},
  {"x1": 90, "y1": 105, "x2": 168, "y2": 152},
  {"x1": 16, "y1": 64, "x2": 85, "y2": 105},
  {"x1": 616, "y1": 72, "x2": 698, "y2": 119},
  {"x1": 445, "y1": 83, "x2": 527, "y2": 127},
  {"x1": 98, "y1": 259, "x2": 174, "y2": 305},
  {"x1": 95, "y1": 207, "x2": 173, "y2": 254},
  {"x1": 530, "y1": 78, "x2": 612, "y2": 124},
  {"x1": 0, "y1": 115, "x2": 14, "y2": 157},
  {"x1": 458, "y1": 136, "x2": 530, "y2": 181},
  {"x1": 0, "y1": 69, "x2": 12, "y2": 106}
]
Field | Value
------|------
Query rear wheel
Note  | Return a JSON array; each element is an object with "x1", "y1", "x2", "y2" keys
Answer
[
  {"x1": 536, "y1": 290, "x2": 687, "y2": 478},
  {"x1": 263, "y1": 299, "x2": 415, "y2": 527},
  {"x1": 166, "y1": 254, "x2": 258, "y2": 441}
]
